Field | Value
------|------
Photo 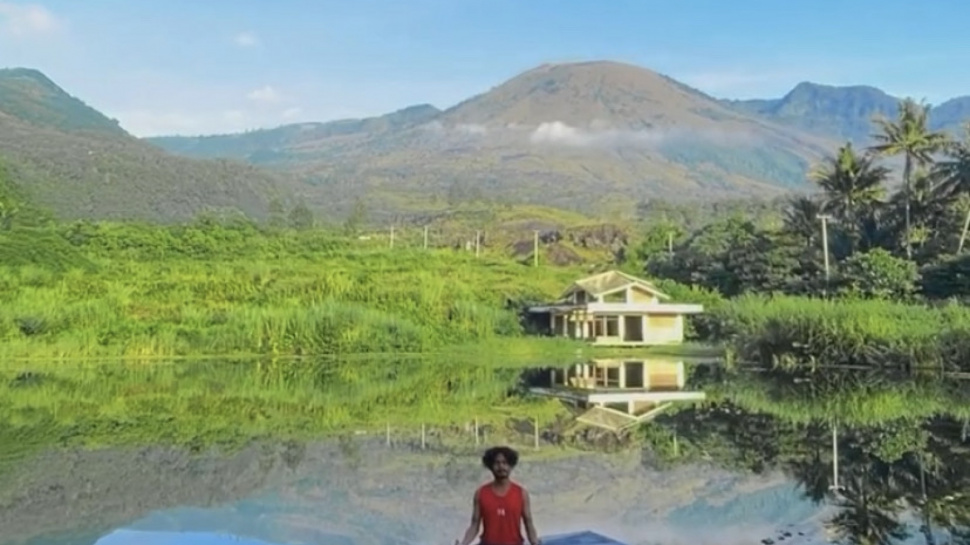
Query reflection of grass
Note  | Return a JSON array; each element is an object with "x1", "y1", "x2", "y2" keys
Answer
[
  {"x1": 0, "y1": 352, "x2": 586, "y2": 481},
  {"x1": 703, "y1": 369, "x2": 970, "y2": 425}
]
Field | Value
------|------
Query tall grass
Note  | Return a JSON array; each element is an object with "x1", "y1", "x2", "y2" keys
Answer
[
  {"x1": 705, "y1": 294, "x2": 970, "y2": 370},
  {"x1": 0, "y1": 222, "x2": 597, "y2": 359}
]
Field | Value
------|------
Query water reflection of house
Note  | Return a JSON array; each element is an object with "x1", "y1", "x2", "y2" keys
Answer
[
  {"x1": 527, "y1": 270, "x2": 703, "y2": 346},
  {"x1": 529, "y1": 358, "x2": 706, "y2": 432}
]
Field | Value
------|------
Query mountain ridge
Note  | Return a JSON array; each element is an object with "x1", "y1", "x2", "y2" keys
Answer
[
  {"x1": 3, "y1": 60, "x2": 970, "y2": 222},
  {"x1": 0, "y1": 67, "x2": 300, "y2": 222},
  {"x1": 138, "y1": 60, "x2": 840, "y2": 218},
  {"x1": 146, "y1": 63, "x2": 970, "y2": 148}
]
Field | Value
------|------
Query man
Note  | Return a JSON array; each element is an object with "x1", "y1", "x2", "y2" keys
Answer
[{"x1": 455, "y1": 446, "x2": 540, "y2": 545}]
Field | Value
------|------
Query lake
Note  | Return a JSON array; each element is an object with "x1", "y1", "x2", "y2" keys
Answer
[{"x1": 2, "y1": 354, "x2": 968, "y2": 545}]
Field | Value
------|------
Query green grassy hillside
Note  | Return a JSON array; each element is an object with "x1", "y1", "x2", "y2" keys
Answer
[
  {"x1": 0, "y1": 68, "x2": 298, "y2": 222},
  {"x1": 0, "y1": 68, "x2": 127, "y2": 137}
]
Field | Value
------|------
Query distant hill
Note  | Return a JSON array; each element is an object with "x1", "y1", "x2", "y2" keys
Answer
[
  {"x1": 0, "y1": 68, "x2": 128, "y2": 137},
  {"x1": 147, "y1": 103, "x2": 442, "y2": 165},
  {"x1": 722, "y1": 81, "x2": 970, "y2": 144},
  {"x1": 9, "y1": 60, "x2": 970, "y2": 224},
  {"x1": 149, "y1": 61, "x2": 839, "y2": 219},
  {"x1": 0, "y1": 68, "x2": 298, "y2": 223}
]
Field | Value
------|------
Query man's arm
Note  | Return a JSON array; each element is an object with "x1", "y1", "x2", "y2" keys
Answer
[
  {"x1": 456, "y1": 489, "x2": 482, "y2": 545},
  {"x1": 521, "y1": 488, "x2": 540, "y2": 545}
]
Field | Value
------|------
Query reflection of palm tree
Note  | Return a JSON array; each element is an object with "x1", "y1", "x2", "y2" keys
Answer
[
  {"x1": 826, "y1": 469, "x2": 909, "y2": 545},
  {"x1": 788, "y1": 448, "x2": 831, "y2": 503},
  {"x1": 896, "y1": 447, "x2": 970, "y2": 545}
]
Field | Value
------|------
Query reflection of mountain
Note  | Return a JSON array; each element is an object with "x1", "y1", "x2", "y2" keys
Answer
[
  {"x1": 0, "y1": 443, "x2": 310, "y2": 545},
  {"x1": 97, "y1": 530, "x2": 285, "y2": 545},
  {"x1": 2, "y1": 438, "x2": 811, "y2": 545}
]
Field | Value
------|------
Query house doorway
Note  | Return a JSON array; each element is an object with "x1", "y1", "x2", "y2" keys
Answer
[{"x1": 623, "y1": 316, "x2": 643, "y2": 342}]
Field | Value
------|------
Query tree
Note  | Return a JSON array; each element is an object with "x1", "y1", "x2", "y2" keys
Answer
[
  {"x1": 810, "y1": 142, "x2": 891, "y2": 255},
  {"x1": 869, "y1": 99, "x2": 949, "y2": 259},
  {"x1": 836, "y1": 248, "x2": 920, "y2": 300},
  {"x1": 930, "y1": 124, "x2": 970, "y2": 252},
  {"x1": 267, "y1": 197, "x2": 286, "y2": 229},
  {"x1": 343, "y1": 198, "x2": 367, "y2": 235},
  {"x1": 288, "y1": 202, "x2": 314, "y2": 230},
  {"x1": 782, "y1": 195, "x2": 823, "y2": 246}
]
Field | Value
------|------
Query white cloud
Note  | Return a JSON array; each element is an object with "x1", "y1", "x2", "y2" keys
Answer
[
  {"x1": 0, "y1": 2, "x2": 60, "y2": 37},
  {"x1": 530, "y1": 121, "x2": 666, "y2": 148},
  {"x1": 246, "y1": 85, "x2": 281, "y2": 103},
  {"x1": 282, "y1": 107, "x2": 302, "y2": 119},
  {"x1": 233, "y1": 31, "x2": 258, "y2": 48},
  {"x1": 526, "y1": 120, "x2": 761, "y2": 150}
]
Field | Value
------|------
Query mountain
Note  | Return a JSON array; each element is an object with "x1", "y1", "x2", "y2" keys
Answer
[
  {"x1": 723, "y1": 82, "x2": 970, "y2": 143},
  {"x1": 0, "y1": 68, "x2": 128, "y2": 137},
  {"x1": 150, "y1": 61, "x2": 838, "y2": 219},
  {"x1": 147, "y1": 103, "x2": 442, "y2": 165},
  {"x1": 0, "y1": 68, "x2": 298, "y2": 222}
]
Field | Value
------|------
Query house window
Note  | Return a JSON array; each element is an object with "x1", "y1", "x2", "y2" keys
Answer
[
  {"x1": 593, "y1": 318, "x2": 604, "y2": 337},
  {"x1": 574, "y1": 290, "x2": 587, "y2": 304},
  {"x1": 602, "y1": 290, "x2": 626, "y2": 303},
  {"x1": 605, "y1": 316, "x2": 619, "y2": 337}
]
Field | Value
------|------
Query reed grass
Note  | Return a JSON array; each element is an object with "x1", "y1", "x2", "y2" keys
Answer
[
  {"x1": 704, "y1": 370, "x2": 970, "y2": 426},
  {"x1": 704, "y1": 294, "x2": 970, "y2": 370},
  {"x1": 0, "y1": 221, "x2": 601, "y2": 359}
]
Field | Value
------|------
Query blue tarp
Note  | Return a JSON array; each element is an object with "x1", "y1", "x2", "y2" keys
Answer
[{"x1": 542, "y1": 531, "x2": 628, "y2": 545}]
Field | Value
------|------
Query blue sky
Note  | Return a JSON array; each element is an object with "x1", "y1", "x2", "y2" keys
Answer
[{"x1": 1, "y1": 0, "x2": 968, "y2": 137}]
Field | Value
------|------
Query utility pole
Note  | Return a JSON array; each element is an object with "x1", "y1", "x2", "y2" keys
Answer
[
  {"x1": 423, "y1": 225, "x2": 429, "y2": 249},
  {"x1": 533, "y1": 230, "x2": 539, "y2": 267},
  {"x1": 475, "y1": 230, "x2": 481, "y2": 258},
  {"x1": 667, "y1": 231, "x2": 674, "y2": 257},
  {"x1": 830, "y1": 423, "x2": 841, "y2": 494},
  {"x1": 959, "y1": 207, "x2": 970, "y2": 254},
  {"x1": 390, "y1": 226, "x2": 395, "y2": 249},
  {"x1": 817, "y1": 214, "x2": 832, "y2": 293}
]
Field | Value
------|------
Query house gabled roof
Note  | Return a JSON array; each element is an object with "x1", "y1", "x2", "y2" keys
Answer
[{"x1": 560, "y1": 270, "x2": 670, "y2": 300}]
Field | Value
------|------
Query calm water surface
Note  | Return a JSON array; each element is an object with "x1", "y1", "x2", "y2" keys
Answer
[{"x1": 1, "y1": 356, "x2": 967, "y2": 545}]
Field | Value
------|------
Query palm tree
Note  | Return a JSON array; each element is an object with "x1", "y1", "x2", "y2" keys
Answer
[
  {"x1": 810, "y1": 142, "x2": 891, "y2": 253},
  {"x1": 886, "y1": 169, "x2": 951, "y2": 256},
  {"x1": 869, "y1": 98, "x2": 950, "y2": 259},
  {"x1": 929, "y1": 123, "x2": 970, "y2": 252},
  {"x1": 782, "y1": 195, "x2": 823, "y2": 245}
]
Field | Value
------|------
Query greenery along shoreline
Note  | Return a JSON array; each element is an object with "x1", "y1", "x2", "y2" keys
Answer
[
  {"x1": 5, "y1": 215, "x2": 970, "y2": 367},
  {"x1": 2, "y1": 100, "x2": 970, "y2": 365}
]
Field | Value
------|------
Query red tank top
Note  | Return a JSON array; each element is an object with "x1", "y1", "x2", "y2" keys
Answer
[{"x1": 478, "y1": 481, "x2": 524, "y2": 545}]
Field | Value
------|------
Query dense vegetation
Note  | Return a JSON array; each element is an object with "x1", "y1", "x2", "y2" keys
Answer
[
  {"x1": 627, "y1": 100, "x2": 970, "y2": 370},
  {"x1": 0, "y1": 216, "x2": 608, "y2": 359}
]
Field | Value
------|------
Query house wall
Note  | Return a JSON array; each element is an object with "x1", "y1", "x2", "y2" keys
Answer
[
  {"x1": 628, "y1": 285, "x2": 659, "y2": 304},
  {"x1": 644, "y1": 314, "x2": 684, "y2": 344},
  {"x1": 544, "y1": 303, "x2": 687, "y2": 346}
]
